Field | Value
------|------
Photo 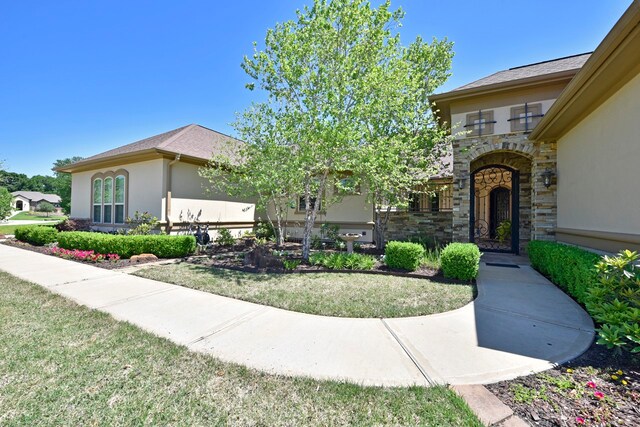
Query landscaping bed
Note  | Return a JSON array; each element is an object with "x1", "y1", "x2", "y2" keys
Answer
[{"x1": 487, "y1": 341, "x2": 639, "y2": 426}]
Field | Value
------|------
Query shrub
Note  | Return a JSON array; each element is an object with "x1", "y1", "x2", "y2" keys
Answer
[
  {"x1": 385, "y1": 241, "x2": 425, "y2": 271},
  {"x1": 215, "y1": 228, "x2": 236, "y2": 246},
  {"x1": 308, "y1": 252, "x2": 376, "y2": 270},
  {"x1": 440, "y1": 243, "x2": 481, "y2": 281},
  {"x1": 585, "y1": 250, "x2": 640, "y2": 353},
  {"x1": 254, "y1": 218, "x2": 275, "y2": 240},
  {"x1": 125, "y1": 211, "x2": 160, "y2": 235},
  {"x1": 527, "y1": 241, "x2": 600, "y2": 304},
  {"x1": 14, "y1": 225, "x2": 58, "y2": 246},
  {"x1": 407, "y1": 233, "x2": 439, "y2": 250},
  {"x1": 57, "y1": 232, "x2": 196, "y2": 259},
  {"x1": 50, "y1": 247, "x2": 120, "y2": 263},
  {"x1": 56, "y1": 218, "x2": 91, "y2": 232}
]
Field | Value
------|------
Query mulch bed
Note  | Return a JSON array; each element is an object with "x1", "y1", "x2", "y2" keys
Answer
[{"x1": 486, "y1": 342, "x2": 640, "y2": 426}]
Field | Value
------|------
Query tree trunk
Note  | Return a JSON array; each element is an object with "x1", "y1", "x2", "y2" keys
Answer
[
  {"x1": 374, "y1": 205, "x2": 391, "y2": 251},
  {"x1": 301, "y1": 174, "x2": 327, "y2": 260}
]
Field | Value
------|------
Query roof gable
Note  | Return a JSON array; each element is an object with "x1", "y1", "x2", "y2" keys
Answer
[{"x1": 11, "y1": 191, "x2": 61, "y2": 203}]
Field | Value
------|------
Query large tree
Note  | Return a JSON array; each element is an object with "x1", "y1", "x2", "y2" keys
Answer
[
  {"x1": 52, "y1": 157, "x2": 84, "y2": 214},
  {"x1": 239, "y1": 0, "x2": 453, "y2": 258}
]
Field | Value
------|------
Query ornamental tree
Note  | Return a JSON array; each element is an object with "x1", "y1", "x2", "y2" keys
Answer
[{"x1": 37, "y1": 201, "x2": 55, "y2": 217}]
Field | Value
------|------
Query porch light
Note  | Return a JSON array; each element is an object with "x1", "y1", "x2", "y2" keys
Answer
[
  {"x1": 457, "y1": 178, "x2": 465, "y2": 190},
  {"x1": 542, "y1": 168, "x2": 555, "y2": 188}
]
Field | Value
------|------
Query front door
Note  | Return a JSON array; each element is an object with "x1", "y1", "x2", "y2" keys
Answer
[{"x1": 470, "y1": 165, "x2": 520, "y2": 253}]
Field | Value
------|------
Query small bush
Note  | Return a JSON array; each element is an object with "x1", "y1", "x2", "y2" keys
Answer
[
  {"x1": 56, "y1": 218, "x2": 91, "y2": 232},
  {"x1": 308, "y1": 252, "x2": 376, "y2": 270},
  {"x1": 254, "y1": 219, "x2": 275, "y2": 240},
  {"x1": 215, "y1": 228, "x2": 235, "y2": 246},
  {"x1": 14, "y1": 225, "x2": 58, "y2": 246},
  {"x1": 440, "y1": 243, "x2": 481, "y2": 281},
  {"x1": 527, "y1": 241, "x2": 600, "y2": 304},
  {"x1": 57, "y1": 232, "x2": 196, "y2": 259},
  {"x1": 385, "y1": 241, "x2": 425, "y2": 271},
  {"x1": 586, "y1": 250, "x2": 640, "y2": 353},
  {"x1": 282, "y1": 259, "x2": 301, "y2": 271},
  {"x1": 126, "y1": 211, "x2": 160, "y2": 235}
]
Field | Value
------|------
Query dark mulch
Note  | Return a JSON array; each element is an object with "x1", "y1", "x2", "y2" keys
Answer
[{"x1": 486, "y1": 341, "x2": 640, "y2": 426}]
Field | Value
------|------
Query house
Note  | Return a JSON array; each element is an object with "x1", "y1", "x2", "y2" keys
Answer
[
  {"x1": 423, "y1": 1, "x2": 639, "y2": 254},
  {"x1": 56, "y1": 124, "x2": 256, "y2": 236},
  {"x1": 12, "y1": 191, "x2": 62, "y2": 213}
]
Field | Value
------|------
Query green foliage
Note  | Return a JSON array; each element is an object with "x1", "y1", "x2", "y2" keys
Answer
[
  {"x1": 408, "y1": 233, "x2": 440, "y2": 250},
  {"x1": 57, "y1": 232, "x2": 196, "y2": 259},
  {"x1": 36, "y1": 201, "x2": 55, "y2": 216},
  {"x1": 215, "y1": 228, "x2": 236, "y2": 246},
  {"x1": 124, "y1": 211, "x2": 160, "y2": 235},
  {"x1": 310, "y1": 235, "x2": 323, "y2": 250},
  {"x1": 422, "y1": 246, "x2": 442, "y2": 270},
  {"x1": 14, "y1": 225, "x2": 58, "y2": 246},
  {"x1": 496, "y1": 220, "x2": 511, "y2": 243},
  {"x1": 586, "y1": 250, "x2": 640, "y2": 353},
  {"x1": 0, "y1": 186, "x2": 12, "y2": 220},
  {"x1": 440, "y1": 243, "x2": 481, "y2": 281},
  {"x1": 320, "y1": 223, "x2": 343, "y2": 246},
  {"x1": 53, "y1": 157, "x2": 84, "y2": 214},
  {"x1": 282, "y1": 259, "x2": 302, "y2": 271},
  {"x1": 309, "y1": 252, "x2": 376, "y2": 270},
  {"x1": 254, "y1": 218, "x2": 275, "y2": 240},
  {"x1": 527, "y1": 241, "x2": 600, "y2": 304},
  {"x1": 385, "y1": 241, "x2": 426, "y2": 272}
]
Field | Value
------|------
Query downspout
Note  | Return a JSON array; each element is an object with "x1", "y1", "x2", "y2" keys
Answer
[{"x1": 165, "y1": 154, "x2": 181, "y2": 233}]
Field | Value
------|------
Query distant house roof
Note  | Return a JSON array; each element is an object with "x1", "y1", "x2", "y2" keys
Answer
[
  {"x1": 57, "y1": 124, "x2": 244, "y2": 173},
  {"x1": 12, "y1": 191, "x2": 61, "y2": 204},
  {"x1": 452, "y1": 53, "x2": 591, "y2": 93}
]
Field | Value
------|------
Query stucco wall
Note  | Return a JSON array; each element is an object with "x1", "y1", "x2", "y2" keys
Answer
[
  {"x1": 168, "y1": 161, "x2": 255, "y2": 226},
  {"x1": 557, "y1": 72, "x2": 640, "y2": 237},
  {"x1": 70, "y1": 159, "x2": 165, "y2": 219}
]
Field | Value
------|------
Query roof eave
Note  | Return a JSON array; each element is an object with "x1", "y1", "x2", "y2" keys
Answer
[
  {"x1": 530, "y1": 2, "x2": 640, "y2": 141},
  {"x1": 55, "y1": 149, "x2": 163, "y2": 173}
]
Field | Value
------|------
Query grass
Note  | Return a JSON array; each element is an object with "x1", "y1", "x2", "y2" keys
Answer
[
  {"x1": 134, "y1": 263, "x2": 476, "y2": 318},
  {"x1": 0, "y1": 223, "x2": 55, "y2": 235},
  {"x1": 9, "y1": 211, "x2": 66, "y2": 221},
  {"x1": 0, "y1": 271, "x2": 481, "y2": 426}
]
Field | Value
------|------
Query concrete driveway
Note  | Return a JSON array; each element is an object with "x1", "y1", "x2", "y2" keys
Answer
[{"x1": 0, "y1": 244, "x2": 594, "y2": 387}]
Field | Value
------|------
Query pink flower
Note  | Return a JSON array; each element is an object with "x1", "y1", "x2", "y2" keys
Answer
[
  {"x1": 576, "y1": 417, "x2": 585, "y2": 424},
  {"x1": 586, "y1": 381, "x2": 597, "y2": 388},
  {"x1": 594, "y1": 391, "x2": 604, "y2": 400}
]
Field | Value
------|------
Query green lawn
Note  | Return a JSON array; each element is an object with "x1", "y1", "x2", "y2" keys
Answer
[
  {"x1": 0, "y1": 271, "x2": 481, "y2": 426},
  {"x1": 0, "y1": 223, "x2": 55, "y2": 235},
  {"x1": 134, "y1": 263, "x2": 476, "y2": 318},
  {"x1": 9, "y1": 211, "x2": 66, "y2": 221}
]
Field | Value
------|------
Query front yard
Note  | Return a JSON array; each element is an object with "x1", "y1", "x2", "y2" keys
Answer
[
  {"x1": 9, "y1": 211, "x2": 66, "y2": 221},
  {"x1": 133, "y1": 263, "x2": 476, "y2": 318},
  {"x1": 0, "y1": 270, "x2": 481, "y2": 426}
]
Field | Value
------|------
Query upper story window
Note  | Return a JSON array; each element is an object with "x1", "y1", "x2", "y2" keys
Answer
[
  {"x1": 298, "y1": 196, "x2": 321, "y2": 212},
  {"x1": 509, "y1": 103, "x2": 543, "y2": 132},
  {"x1": 464, "y1": 110, "x2": 496, "y2": 137},
  {"x1": 91, "y1": 170, "x2": 128, "y2": 224},
  {"x1": 408, "y1": 184, "x2": 453, "y2": 213}
]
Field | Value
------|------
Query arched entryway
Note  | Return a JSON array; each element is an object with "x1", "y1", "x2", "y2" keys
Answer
[
  {"x1": 470, "y1": 165, "x2": 520, "y2": 253},
  {"x1": 15, "y1": 200, "x2": 23, "y2": 210}
]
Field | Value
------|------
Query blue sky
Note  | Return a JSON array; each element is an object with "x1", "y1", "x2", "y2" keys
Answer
[{"x1": 0, "y1": 0, "x2": 632, "y2": 177}]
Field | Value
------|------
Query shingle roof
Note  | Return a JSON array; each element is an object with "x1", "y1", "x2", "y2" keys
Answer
[
  {"x1": 452, "y1": 53, "x2": 592, "y2": 92},
  {"x1": 11, "y1": 191, "x2": 61, "y2": 204},
  {"x1": 79, "y1": 124, "x2": 243, "y2": 163}
]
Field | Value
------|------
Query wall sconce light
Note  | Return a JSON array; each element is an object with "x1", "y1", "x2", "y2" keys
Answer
[
  {"x1": 457, "y1": 178, "x2": 465, "y2": 190},
  {"x1": 541, "y1": 168, "x2": 555, "y2": 188}
]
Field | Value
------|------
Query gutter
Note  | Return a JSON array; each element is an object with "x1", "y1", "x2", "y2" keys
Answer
[{"x1": 165, "y1": 154, "x2": 181, "y2": 232}]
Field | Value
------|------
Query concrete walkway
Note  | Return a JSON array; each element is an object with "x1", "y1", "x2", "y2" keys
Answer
[{"x1": 0, "y1": 244, "x2": 594, "y2": 387}]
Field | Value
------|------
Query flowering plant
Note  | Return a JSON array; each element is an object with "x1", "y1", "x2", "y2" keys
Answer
[{"x1": 50, "y1": 247, "x2": 120, "y2": 263}]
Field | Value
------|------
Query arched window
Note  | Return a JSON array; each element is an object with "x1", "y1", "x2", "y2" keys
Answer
[
  {"x1": 92, "y1": 178, "x2": 103, "y2": 223},
  {"x1": 91, "y1": 170, "x2": 127, "y2": 224}
]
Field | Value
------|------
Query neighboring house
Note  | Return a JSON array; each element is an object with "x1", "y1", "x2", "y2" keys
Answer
[
  {"x1": 12, "y1": 191, "x2": 62, "y2": 213},
  {"x1": 56, "y1": 124, "x2": 256, "y2": 236}
]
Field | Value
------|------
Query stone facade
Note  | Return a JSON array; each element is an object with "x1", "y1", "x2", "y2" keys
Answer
[
  {"x1": 384, "y1": 211, "x2": 453, "y2": 245},
  {"x1": 452, "y1": 132, "x2": 557, "y2": 253}
]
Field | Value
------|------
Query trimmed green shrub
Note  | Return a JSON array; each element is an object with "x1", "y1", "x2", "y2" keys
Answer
[
  {"x1": 308, "y1": 252, "x2": 376, "y2": 270},
  {"x1": 527, "y1": 241, "x2": 600, "y2": 304},
  {"x1": 440, "y1": 243, "x2": 481, "y2": 281},
  {"x1": 215, "y1": 228, "x2": 236, "y2": 246},
  {"x1": 14, "y1": 225, "x2": 58, "y2": 246},
  {"x1": 385, "y1": 241, "x2": 425, "y2": 272},
  {"x1": 57, "y1": 232, "x2": 196, "y2": 259},
  {"x1": 586, "y1": 250, "x2": 640, "y2": 353}
]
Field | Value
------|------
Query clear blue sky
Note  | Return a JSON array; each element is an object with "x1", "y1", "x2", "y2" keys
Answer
[{"x1": 0, "y1": 0, "x2": 632, "y2": 177}]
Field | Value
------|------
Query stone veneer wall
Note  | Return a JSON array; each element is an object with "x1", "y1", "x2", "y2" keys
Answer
[
  {"x1": 452, "y1": 132, "x2": 557, "y2": 253},
  {"x1": 384, "y1": 211, "x2": 453, "y2": 245}
]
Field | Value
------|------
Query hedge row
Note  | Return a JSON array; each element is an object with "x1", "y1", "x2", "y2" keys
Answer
[
  {"x1": 57, "y1": 232, "x2": 196, "y2": 259},
  {"x1": 14, "y1": 225, "x2": 58, "y2": 246},
  {"x1": 527, "y1": 241, "x2": 600, "y2": 304},
  {"x1": 440, "y1": 243, "x2": 481, "y2": 281}
]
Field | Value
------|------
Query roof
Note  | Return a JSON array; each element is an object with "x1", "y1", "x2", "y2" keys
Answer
[
  {"x1": 530, "y1": 2, "x2": 640, "y2": 141},
  {"x1": 58, "y1": 124, "x2": 244, "y2": 172},
  {"x1": 452, "y1": 53, "x2": 591, "y2": 92},
  {"x1": 11, "y1": 191, "x2": 61, "y2": 204}
]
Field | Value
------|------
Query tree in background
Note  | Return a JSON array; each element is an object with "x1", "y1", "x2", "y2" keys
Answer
[
  {"x1": 238, "y1": 0, "x2": 453, "y2": 258},
  {"x1": 52, "y1": 157, "x2": 83, "y2": 214},
  {"x1": 37, "y1": 201, "x2": 55, "y2": 217},
  {"x1": 0, "y1": 187, "x2": 12, "y2": 220}
]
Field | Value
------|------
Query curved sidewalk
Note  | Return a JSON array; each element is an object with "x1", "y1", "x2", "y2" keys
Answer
[{"x1": 0, "y1": 244, "x2": 594, "y2": 387}]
